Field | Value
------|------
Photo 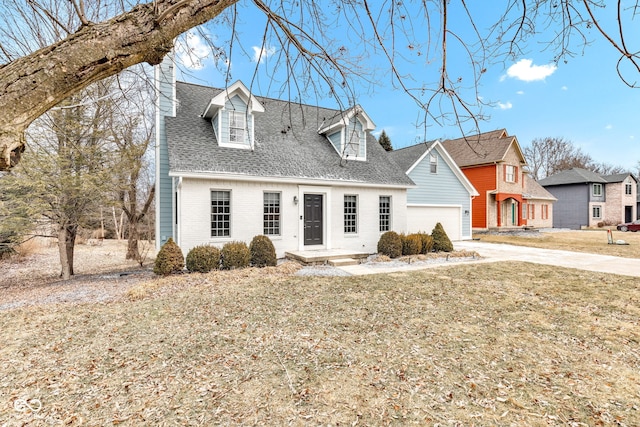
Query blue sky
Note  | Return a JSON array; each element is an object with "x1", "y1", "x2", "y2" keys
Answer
[{"x1": 174, "y1": 1, "x2": 640, "y2": 172}]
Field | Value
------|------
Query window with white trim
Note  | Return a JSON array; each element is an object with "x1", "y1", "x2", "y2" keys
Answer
[
  {"x1": 263, "y1": 192, "x2": 281, "y2": 236},
  {"x1": 379, "y1": 196, "x2": 391, "y2": 232},
  {"x1": 592, "y1": 205, "x2": 602, "y2": 219},
  {"x1": 211, "y1": 191, "x2": 231, "y2": 237},
  {"x1": 522, "y1": 203, "x2": 527, "y2": 219},
  {"x1": 430, "y1": 154, "x2": 437, "y2": 174},
  {"x1": 625, "y1": 183, "x2": 633, "y2": 195},
  {"x1": 592, "y1": 183, "x2": 603, "y2": 197},
  {"x1": 528, "y1": 203, "x2": 535, "y2": 219},
  {"x1": 505, "y1": 165, "x2": 516, "y2": 183},
  {"x1": 344, "y1": 195, "x2": 358, "y2": 234},
  {"x1": 229, "y1": 111, "x2": 245, "y2": 143}
]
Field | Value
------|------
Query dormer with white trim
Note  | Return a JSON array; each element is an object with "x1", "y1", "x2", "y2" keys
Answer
[
  {"x1": 318, "y1": 105, "x2": 375, "y2": 161},
  {"x1": 201, "y1": 81, "x2": 265, "y2": 150}
]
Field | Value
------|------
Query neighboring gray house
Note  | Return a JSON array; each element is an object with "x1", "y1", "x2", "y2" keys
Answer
[
  {"x1": 389, "y1": 140, "x2": 478, "y2": 240},
  {"x1": 539, "y1": 168, "x2": 637, "y2": 229}
]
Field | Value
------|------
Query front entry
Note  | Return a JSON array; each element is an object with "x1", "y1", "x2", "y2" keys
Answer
[
  {"x1": 625, "y1": 205, "x2": 633, "y2": 223},
  {"x1": 304, "y1": 194, "x2": 323, "y2": 245}
]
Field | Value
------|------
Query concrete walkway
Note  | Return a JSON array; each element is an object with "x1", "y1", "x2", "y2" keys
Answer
[
  {"x1": 457, "y1": 241, "x2": 640, "y2": 278},
  {"x1": 338, "y1": 241, "x2": 640, "y2": 277}
]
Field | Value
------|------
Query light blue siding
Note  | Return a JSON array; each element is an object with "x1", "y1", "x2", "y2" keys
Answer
[
  {"x1": 156, "y1": 56, "x2": 175, "y2": 248},
  {"x1": 406, "y1": 147, "x2": 472, "y2": 236},
  {"x1": 328, "y1": 131, "x2": 341, "y2": 153}
]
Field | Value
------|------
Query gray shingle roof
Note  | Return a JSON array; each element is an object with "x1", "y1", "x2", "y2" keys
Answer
[
  {"x1": 166, "y1": 81, "x2": 414, "y2": 187},
  {"x1": 602, "y1": 172, "x2": 635, "y2": 183},
  {"x1": 538, "y1": 168, "x2": 608, "y2": 186},
  {"x1": 387, "y1": 141, "x2": 437, "y2": 172}
]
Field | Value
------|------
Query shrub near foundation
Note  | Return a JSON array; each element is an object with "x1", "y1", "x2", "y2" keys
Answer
[
  {"x1": 249, "y1": 235, "x2": 277, "y2": 267},
  {"x1": 221, "y1": 241, "x2": 250, "y2": 270},
  {"x1": 431, "y1": 222, "x2": 454, "y2": 252},
  {"x1": 185, "y1": 245, "x2": 220, "y2": 273},
  {"x1": 153, "y1": 238, "x2": 184, "y2": 275},
  {"x1": 417, "y1": 232, "x2": 434, "y2": 254},
  {"x1": 403, "y1": 233, "x2": 422, "y2": 255},
  {"x1": 377, "y1": 231, "x2": 403, "y2": 258}
]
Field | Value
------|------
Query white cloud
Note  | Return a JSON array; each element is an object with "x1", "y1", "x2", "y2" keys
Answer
[
  {"x1": 516, "y1": 90, "x2": 524, "y2": 95},
  {"x1": 605, "y1": 124, "x2": 613, "y2": 130},
  {"x1": 252, "y1": 45, "x2": 276, "y2": 63},
  {"x1": 497, "y1": 101, "x2": 513, "y2": 110},
  {"x1": 175, "y1": 31, "x2": 213, "y2": 70},
  {"x1": 561, "y1": 86, "x2": 568, "y2": 91},
  {"x1": 504, "y1": 59, "x2": 557, "y2": 82}
]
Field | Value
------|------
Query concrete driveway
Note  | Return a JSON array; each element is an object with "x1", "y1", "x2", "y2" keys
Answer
[{"x1": 454, "y1": 241, "x2": 640, "y2": 278}]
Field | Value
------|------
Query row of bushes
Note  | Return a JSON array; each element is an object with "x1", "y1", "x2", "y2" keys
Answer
[
  {"x1": 154, "y1": 235, "x2": 277, "y2": 276},
  {"x1": 377, "y1": 222, "x2": 453, "y2": 258}
]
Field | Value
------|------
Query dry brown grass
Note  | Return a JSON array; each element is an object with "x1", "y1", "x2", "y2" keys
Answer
[
  {"x1": 2, "y1": 262, "x2": 639, "y2": 426},
  {"x1": 476, "y1": 229, "x2": 640, "y2": 259}
]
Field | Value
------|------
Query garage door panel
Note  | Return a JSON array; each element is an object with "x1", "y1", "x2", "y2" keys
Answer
[{"x1": 407, "y1": 206, "x2": 461, "y2": 241}]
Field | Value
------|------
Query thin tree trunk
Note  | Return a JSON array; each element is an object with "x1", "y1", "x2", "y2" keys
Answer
[{"x1": 126, "y1": 219, "x2": 140, "y2": 260}]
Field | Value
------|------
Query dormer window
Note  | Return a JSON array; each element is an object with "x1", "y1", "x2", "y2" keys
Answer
[
  {"x1": 201, "y1": 81, "x2": 264, "y2": 150},
  {"x1": 229, "y1": 111, "x2": 245, "y2": 143},
  {"x1": 318, "y1": 105, "x2": 375, "y2": 162}
]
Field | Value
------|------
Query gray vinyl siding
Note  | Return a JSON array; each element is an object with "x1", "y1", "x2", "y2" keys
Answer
[
  {"x1": 544, "y1": 184, "x2": 589, "y2": 229},
  {"x1": 406, "y1": 148, "x2": 471, "y2": 235},
  {"x1": 156, "y1": 57, "x2": 175, "y2": 248}
]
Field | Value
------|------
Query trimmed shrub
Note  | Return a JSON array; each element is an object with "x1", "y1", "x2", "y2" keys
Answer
[
  {"x1": 186, "y1": 245, "x2": 220, "y2": 273},
  {"x1": 221, "y1": 241, "x2": 250, "y2": 270},
  {"x1": 377, "y1": 231, "x2": 402, "y2": 258},
  {"x1": 418, "y1": 232, "x2": 434, "y2": 254},
  {"x1": 402, "y1": 233, "x2": 422, "y2": 256},
  {"x1": 153, "y1": 238, "x2": 184, "y2": 275},
  {"x1": 431, "y1": 222, "x2": 454, "y2": 252},
  {"x1": 249, "y1": 235, "x2": 277, "y2": 267}
]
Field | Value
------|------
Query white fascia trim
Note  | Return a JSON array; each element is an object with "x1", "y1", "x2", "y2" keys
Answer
[{"x1": 169, "y1": 171, "x2": 415, "y2": 189}]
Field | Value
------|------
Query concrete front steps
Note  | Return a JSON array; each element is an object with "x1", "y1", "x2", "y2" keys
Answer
[{"x1": 285, "y1": 249, "x2": 369, "y2": 266}]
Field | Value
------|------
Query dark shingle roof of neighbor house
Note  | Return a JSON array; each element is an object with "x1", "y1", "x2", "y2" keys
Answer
[
  {"x1": 602, "y1": 172, "x2": 635, "y2": 183},
  {"x1": 523, "y1": 175, "x2": 557, "y2": 200},
  {"x1": 440, "y1": 129, "x2": 523, "y2": 167},
  {"x1": 165, "y1": 81, "x2": 414, "y2": 187},
  {"x1": 538, "y1": 167, "x2": 608, "y2": 186},
  {"x1": 387, "y1": 141, "x2": 438, "y2": 172}
]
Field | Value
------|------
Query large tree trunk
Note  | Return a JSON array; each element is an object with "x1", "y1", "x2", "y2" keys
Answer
[
  {"x1": 57, "y1": 224, "x2": 77, "y2": 280},
  {"x1": 0, "y1": 0, "x2": 238, "y2": 171}
]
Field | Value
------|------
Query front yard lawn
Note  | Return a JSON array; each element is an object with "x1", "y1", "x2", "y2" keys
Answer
[{"x1": 2, "y1": 262, "x2": 639, "y2": 425}]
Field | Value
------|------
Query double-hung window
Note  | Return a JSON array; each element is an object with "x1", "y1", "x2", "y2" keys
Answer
[
  {"x1": 263, "y1": 192, "x2": 281, "y2": 236},
  {"x1": 505, "y1": 165, "x2": 516, "y2": 183},
  {"x1": 211, "y1": 191, "x2": 231, "y2": 237},
  {"x1": 592, "y1": 183, "x2": 603, "y2": 197},
  {"x1": 379, "y1": 196, "x2": 391, "y2": 232},
  {"x1": 592, "y1": 205, "x2": 602, "y2": 219},
  {"x1": 344, "y1": 195, "x2": 357, "y2": 234},
  {"x1": 229, "y1": 111, "x2": 245, "y2": 143},
  {"x1": 430, "y1": 154, "x2": 437, "y2": 174},
  {"x1": 625, "y1": 183, "x2": 633, "y2": 195}
]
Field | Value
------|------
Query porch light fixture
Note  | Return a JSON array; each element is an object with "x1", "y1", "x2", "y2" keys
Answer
[
  {"x1": 464, "y1": 210, "x2": 469, "y2": 215},
  {"x1": 293, "y1": 196, "x2": 299, "y2": 205}
]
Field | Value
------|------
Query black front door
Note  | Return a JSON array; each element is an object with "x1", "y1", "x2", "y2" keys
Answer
[
  {"x1": 304, "y1": 194, "x2": 323, "y2": 245},
  {"x1": 625, "y1": 205, "x2": 633, "y2": 223}
]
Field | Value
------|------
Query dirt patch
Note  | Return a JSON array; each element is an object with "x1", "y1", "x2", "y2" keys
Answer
[{"x1": 0, "y1": 240, "x2": 155, "y2": 310}]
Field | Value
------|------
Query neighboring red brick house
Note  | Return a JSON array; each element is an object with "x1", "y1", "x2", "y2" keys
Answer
[{"x1": 442, "y1": 129, "x2": 554, "y2": 230}]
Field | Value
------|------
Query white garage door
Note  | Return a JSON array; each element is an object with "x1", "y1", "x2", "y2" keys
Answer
[{"x1": 407, "y1": 206, "x2": 461, "y2": 241}]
